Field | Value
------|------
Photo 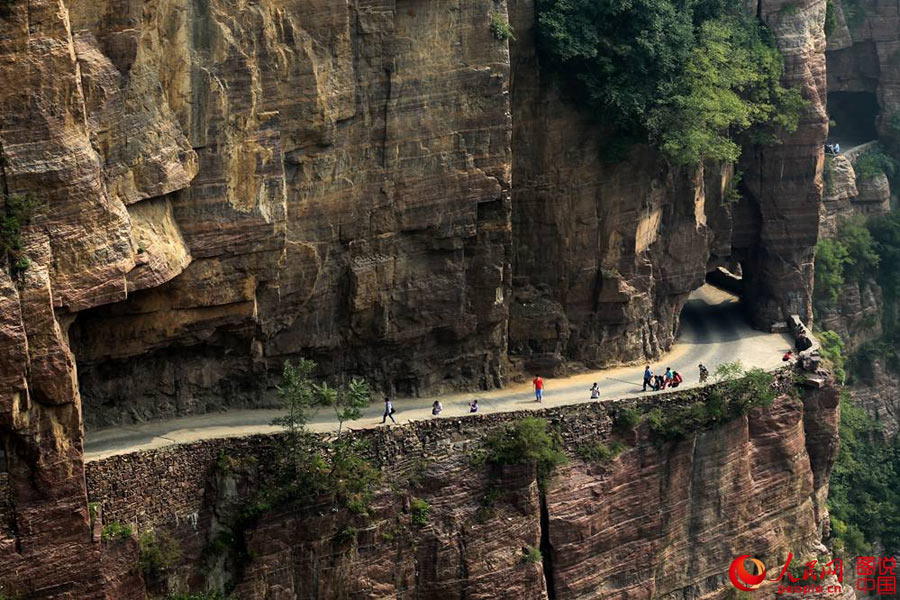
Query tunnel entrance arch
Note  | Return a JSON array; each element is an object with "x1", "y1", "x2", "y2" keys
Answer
[{"x1": 827, "y1": 91, "x2": 880, "y2": 147}]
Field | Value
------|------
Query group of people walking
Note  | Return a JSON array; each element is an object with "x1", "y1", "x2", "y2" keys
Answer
[{"x1": 380, "y1": 361, "x2": 713, "y2": 426}]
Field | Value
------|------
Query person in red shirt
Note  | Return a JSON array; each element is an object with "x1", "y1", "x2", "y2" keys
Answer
[{"x1": 533, "y1": 375, "x2": 544, "y2": 402}]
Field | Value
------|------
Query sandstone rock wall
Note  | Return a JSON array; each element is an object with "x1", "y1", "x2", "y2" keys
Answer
[
  {"x1": 67, "y1": 0, "x2": 514, "y2": 428},
  {"x1": 506, "y1": 1, "x2": 732, "y2": 373},
  {"x1": 83, "y1": 377, "x2": 840, "y2": 599},
  {"x1": 736, "y1": 0, "x2": 828, "y2": 331},
  {"x1": 0, "y1": 0, "x2": 829, "y2": 596}
]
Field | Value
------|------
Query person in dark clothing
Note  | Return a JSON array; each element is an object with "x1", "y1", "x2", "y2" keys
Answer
[
  {"x1": 643, "y1": 365, "x2": 653, "y2": 391},
  {"x1": 382, "y1": 398, "x2": 396, "y2": 424},
  {"x1": 654, "y1": 375, "x2": 664, "y2": 391}
]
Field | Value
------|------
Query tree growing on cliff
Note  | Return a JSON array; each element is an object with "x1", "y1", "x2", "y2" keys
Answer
[
  {"x1": 535, "y1": 0, "x2": 803, "y2": 165},
  {"x1": 272, "y1": 359, "x2": 372, "y2": 437},
  {"x1": 272, "y1": 359, "x2": 320, "y2": 451},
  {"x1": 315, "y1": 378, "x2": 372, "y2": 436},
  {"x1": 483, "y1": 417, "x2": 567, "y2": 491}
]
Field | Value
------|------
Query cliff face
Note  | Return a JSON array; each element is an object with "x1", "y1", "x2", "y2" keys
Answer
[
  {"x1": 82, "y1": 380, "x2": 840, "y2": 600},
  {"x1": 0, "y1": 0, "x2": 829, "y2": 597},
  {"x1": 66, "y1": 0, "x2": 513, "y2": 426}
]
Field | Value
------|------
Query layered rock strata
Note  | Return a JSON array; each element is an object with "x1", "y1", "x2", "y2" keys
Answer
[{"x1": 0, "y1": 0, "x2": 829, "y2": 596}]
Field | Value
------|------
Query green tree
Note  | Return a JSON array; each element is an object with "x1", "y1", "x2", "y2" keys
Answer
[
  {"x1": 838, "y1": 216, "x2": 880, "y2": 281},
  {"x1": 0, "y1": 192, "x2": 40, "y2": 276},
  {"x1": 316, "y1": 378, "x2": 372, "y2": 435},
  {"x1": 535, "y1": 0, "x2": 803, "y2": 165},
  {"x1": 829, "y1": 393, "x2": 900, "y2": 556},
  {"x1": 868, "y1": 212, "x2": 900, "y2": 334},
  {"x1": 484, "y1": 417, "x2": 567, "y2": 490},
  {"x1": 272, "y1": 359, "x2": 320, "y2": 439},
  {"x1": 651, "y1": 16, "x2": 802, "y2": 165},
  {"x1": 814, "y1": 239, "x2": 850, "y2": 309}
]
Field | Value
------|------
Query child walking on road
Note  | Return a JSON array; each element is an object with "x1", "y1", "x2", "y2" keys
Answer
[{"x1": 590, "y1": 382, "x2": 600, "y2": 399}]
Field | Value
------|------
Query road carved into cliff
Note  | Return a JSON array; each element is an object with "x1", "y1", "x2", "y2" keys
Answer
[{"x1": 83, "y1": 284, "x2": 795, "y2": 461}]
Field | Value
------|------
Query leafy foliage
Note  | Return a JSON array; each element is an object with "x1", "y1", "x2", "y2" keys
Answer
[
  {"x1": 814, "y1": 217, "x2": 880, "y2": 315},
  {"x1": 613, "y1": 406, "x2": 641, "y2": 433},
  {"x1": 535, "y1": 0, "x2": 803, "y2": 165},
  {"x1": 577, "y1": 440, "x2": 626, "y2": 464},
  {"x1": 139, "y1": 530, "x2": 182, "y2": 580},
  {"x1": 818, "y1": 330, "x2": 846, "y2": 384},
  {"x1": 272, "y1": 359, "x2": 320, "y2": 436},
  {"x1": 828, "y1": 393, "x2": 900, "y2": 556},
  {"x1": 824, "y1": 0, "x2": 837, "y2": 37},
  {"x1": 646, "y1": 362, "x2": 776, "y2": 443},
  {"x1": 272, "y1": 359, "x2": 372, "y2": 437},
  {"x1": 866, "y1": 212, "x2": 900, "y2": 335},
  {"x1": 814, "y1": 239, "x2": 850, "y2": 310},
  {"x1": 855, "y1": 150, "x2": 897, "y2": 182},
  {"x1": 101, "y1": 521, "x2": 133, "y2": 542},
  {"x1": 523, "y1": 545, "x2": 543, "y2": 564},
  {"x1": 409, "y1": 498, "x2": 431, "y2": 526},
  {"x1": 0, "y1": 192, "x2": 40, "y2": 277},
  {"x1": 483, "y1": 417, "x2": 567, "y2": 491},
  {"x1": 490, "y1": 13, "x2": 515, "y2": 41}
]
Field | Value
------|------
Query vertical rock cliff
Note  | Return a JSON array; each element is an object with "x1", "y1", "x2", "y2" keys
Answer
[{"x1": 0, "y1": 0, "x2": 829, "y2": 597}]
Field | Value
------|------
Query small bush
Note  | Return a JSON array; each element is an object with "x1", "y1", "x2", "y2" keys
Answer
[
  {"x1": 139, "y1": 530, "x2": 182, "y2": 579},
  {"x1": 490, "y1": 13, "x2": 515, "y2": 41},
  {"x1": 577, "y1": 441, "x2": 625, "y2": 464},
  {"x1": 335, "y1": 524, "x2": 358, "y2": 544},
  {"x1": 613, "y1": 406, "x2": 641, "y2": 434},
  {"x1": 522, "y1": 545, "x2": 542, "y2": 564},
  {"x1": 855, "y1": 150, "x2": 897, "y2": 182},
  {"x1": 410, "y1": 498, "x2": 431, "y2": 527},
  {"x1": 101, "y1": 521, "x2": 133, "y2": 542},
  {"x1": 0, "y1": 192, "x2": 40, "y2": 276},
  {"x1": 483, "y1": 417, "x2": 567, "y2": 491},
  {"x1": 818, "y1": 330, "x2": 846, "y2": 383}
]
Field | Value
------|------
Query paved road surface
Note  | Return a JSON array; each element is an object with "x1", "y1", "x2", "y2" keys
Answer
[{"x1": 84, "y1": 284, "x2": 794, "y2": 461}]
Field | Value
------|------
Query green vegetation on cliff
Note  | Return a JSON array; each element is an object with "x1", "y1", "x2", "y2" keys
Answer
[
  {"x1": 482, "y1": 417, "x2": 567, "y2": 490},
  {"x1": 814, "y1": 216, "x2": 879, "y2": 314},
  {"x1": 536, "y1": 0, "x2": 803, "y2": 164},
  {"x1": 829, "y1": 393, "x2": 900, "y2": 556},
  {"x1": 0, "y1": 192, "x2": 39, "y2": 276}
]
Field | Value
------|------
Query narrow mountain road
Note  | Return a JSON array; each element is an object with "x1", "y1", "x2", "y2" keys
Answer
[{"x1": 84, "y1": 284, "x2": 795, "y2": 462}]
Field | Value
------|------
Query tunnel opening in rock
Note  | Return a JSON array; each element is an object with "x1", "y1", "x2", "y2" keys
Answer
[
  {"x1": 676, "y1": 281, "x2": 755, "y2": 358},
  {"x1": 827, "y1": 91, "x2": 879, "y2": 147},
  {"x1": 67, "y1": 288, "x2": 270, "y2": 430}
]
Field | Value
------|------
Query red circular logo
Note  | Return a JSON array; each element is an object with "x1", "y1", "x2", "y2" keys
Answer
[{"x1": 729, "y1": 555, "x2": 767, "y2": 592}]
